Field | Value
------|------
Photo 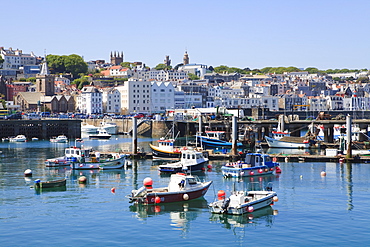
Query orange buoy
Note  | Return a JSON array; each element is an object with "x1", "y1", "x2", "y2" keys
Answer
[
  {"x1": 272, "y1": 157, "x2": 277, "y2": 162},
  {"x1": 273, "y1": 196, "x2": 279, "y2": 202},
  {"x1": 217, "y1": 190, "x2": 226, "y2": 199},
  {"x1": 155, "y1": 196, "x2": 161, "y2": 204}
]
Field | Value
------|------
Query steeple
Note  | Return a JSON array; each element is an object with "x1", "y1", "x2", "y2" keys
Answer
[{"x1": 39, "y1": 60, "x2": 49, "y2": 75}]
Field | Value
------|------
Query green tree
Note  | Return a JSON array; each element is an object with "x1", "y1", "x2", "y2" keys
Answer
[
  {"x1": 304, "y1": 67, "x2": 320, "y2": 74},
  {"x1": 214, "y1": 65, "x2": 229, "y2": 73},
  {"x1": 154, "y1": 63, "x2": 172, "y2": 70},
  {"x1": 72, "y1": 77, "x2": 90, "y2": 90},
  {"x1": 120, "y1": 62, "x2": 134, "y2": 68},
  {"x1": 46, "y1": 54, "x2": 87, "y2": 77},
  {"x1": 188, "y1": 73, "x2": 200, "y2": 80}
]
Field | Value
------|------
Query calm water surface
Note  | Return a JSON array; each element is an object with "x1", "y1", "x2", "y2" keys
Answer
[{"x1": 1, "y1": 136, "x2": 370, "y2": 246}]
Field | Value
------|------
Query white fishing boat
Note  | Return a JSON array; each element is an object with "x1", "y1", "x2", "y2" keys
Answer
[
  {"x1": 128, "y1": 173, "x2": 213, "y2": 205},
  {"x1": 209, "y1": 182, "x2": 278, "y2": 215},
  {"x1": 50, "y1": 135, "x2": 68, "y2": 143},
  {"x1": 158, "y1": 147, "x2": 209, "y2": 173},
  {"x1": 89, "y1": 128, "x2": 111, "y2": 139},
  {"x1": 9, "y1": 135, "x2": 27, "y2": 142},
  {"x1": 265, "y1": 136, "x2": 310, "y2": 149}
]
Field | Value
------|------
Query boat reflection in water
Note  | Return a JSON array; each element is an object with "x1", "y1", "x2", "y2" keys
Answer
[
  {"x1": 130, "y1": 199, "x2": 208, "y2": 232},
  {"x1": 209, "y1": 206, "x2": 278, "y2": 230}
]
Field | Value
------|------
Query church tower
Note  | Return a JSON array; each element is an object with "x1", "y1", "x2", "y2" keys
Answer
[
  {"x1": 183, "y1": 51, "x2": 189, "y2": 65},
  {"x1": 36, "y1": 61, "x2": 55, "y2": 96},
  {"x1": 111, "y1": 51, "x2": 124, "y2": 65}
]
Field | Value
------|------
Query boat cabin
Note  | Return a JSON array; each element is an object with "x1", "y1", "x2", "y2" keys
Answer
[
  {"x1": 168, "y1": 173, "x2": 200, "y2": 192},
  {"x1": 204, "y1": 131, "x2": 226, "y2": 140},
  {"x1": 157, "y1": 138, "x2": 177, "y2": 152},
  {"x1": 244, "y1": 153, "x2": 271, "y2": 167},
  {"x1": 180, "y1": 148, "x2": 207, "y2": 164}
]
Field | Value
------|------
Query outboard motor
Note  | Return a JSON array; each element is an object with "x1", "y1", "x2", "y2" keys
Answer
[
  {"x1": 132, "y1": 186, "x2": 147, "y2": 198},
  {"x1": 221, "y1": 198, "x2": 230, "y2": 213}
]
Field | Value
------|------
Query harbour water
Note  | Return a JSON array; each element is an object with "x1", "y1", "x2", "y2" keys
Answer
[{"x1": 1, "y1": 136, "x2": 370, "y2": 246}]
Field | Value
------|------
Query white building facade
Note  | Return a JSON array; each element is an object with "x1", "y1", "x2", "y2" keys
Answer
[
  {"x1": 116, "y1": 79, "x2": 151, "y2": 114},
  {"x1": 151, "y1": 81, "x2": 175, "y2": 113},
  {"x1": 101, "y1": 88, "x2": 121, "y2": 114},
  {"x1": 77, "y1": 86, "x2": 103, "y2": 114}
]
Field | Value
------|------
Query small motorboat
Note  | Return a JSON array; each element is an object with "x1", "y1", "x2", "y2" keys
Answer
[
  {"x1": 34, "y1": 178, "x2": 67, "y2": 189},
  {"x1": 89, "y1": 128, "x2": 111, "y2": 139},
  {"x1": 158, "y1": 147, "x2": 209, "y2": 173},
  {"x1": 149, "y1": 138, "x2": 181, "y2": 160},
  {"x1": 32, "y1": 137, "x2": 39, "y2": 141},
  {"x1": 221, "y1": 151, "x2": 281, "y2": 178},
  {"x1": 50, "y1": 135, "x2": 68, "y2": 143},
  {"x1": 9, "y1": 135, "x2": 27, "y2": 142},
  {"x1": 209, "y1": 182, "x2": 278, "y2": 215},
  {"x1": 128, "y1": 173, "x2": 213, "y2": 205}
]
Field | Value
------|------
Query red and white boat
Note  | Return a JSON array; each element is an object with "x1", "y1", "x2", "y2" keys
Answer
[{"x1": 128, "y1": 173, "x2": 212, "y2": 205}]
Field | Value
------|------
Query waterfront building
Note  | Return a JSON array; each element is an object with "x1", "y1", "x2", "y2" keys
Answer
[
  {"x1": 326, "y1": 95, "x2": 343, "y2": 110},
  {"x1": 115, "y1": 79, "x2": 151, "y2": 114},
  {"x1": 151, "y1": 81, "x2": 175, "y2": 113},
  {"x1": 307, "y1": 96, "x2": 328, "y2": 111},
  {"x1": 76, "y1": 86, "x2": 103, "y2": 114},
  {"x1": 101, "y1": 87, "x2": 121, "y2": 114}
]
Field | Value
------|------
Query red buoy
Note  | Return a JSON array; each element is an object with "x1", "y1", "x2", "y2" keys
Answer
[
  {"x1": 247, "y1": 206, "x2": 254, "y2": 212},
  {"x1": 111, "y1": 187, "x2": 116, "y2": 193},
  {"x1": 258, "y1": 169, "x2": 263, "y2": 173},
  {"x1": 276, "y1": 167, "x2": 282, "y2": 173},
  {"x1": 207, "y1": 164, "x2": 212, "y2": 169},
  {"x1": 143, "y1": 177, "x2": 153, "y2": 189},
  {"x1": 249, "y1": 171, "x2": 254, "y2": 176},
  {"x1": 155, "y1": 196, "x2": 161, "y2": 204}
]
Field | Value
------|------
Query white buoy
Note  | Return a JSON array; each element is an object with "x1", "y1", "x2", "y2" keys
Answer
[
  {"x1": 24, "y1": 169, "x2": 32, "y2": 177},
  {"x1": 321, "y1": 171, "x2": 327, "y2": 177},
  {"x1": 300, "y1": 175, "x2": 303, "y2": 179},
  {"x1": 285, "y1": 157, "x2": 289, "y2": 162},
  {"x1": 183, "y1": 194, "x2": 189, "y2": 200}
]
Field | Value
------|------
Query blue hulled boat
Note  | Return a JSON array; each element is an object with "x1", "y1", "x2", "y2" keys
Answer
[{"x1": 221, "y1": 152, "x2": 280, "y2": 178}]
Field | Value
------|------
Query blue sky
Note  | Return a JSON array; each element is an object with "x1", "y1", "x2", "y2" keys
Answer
[{"x1": 2, "y1": 0, "x2": 370, "y2": 70}]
